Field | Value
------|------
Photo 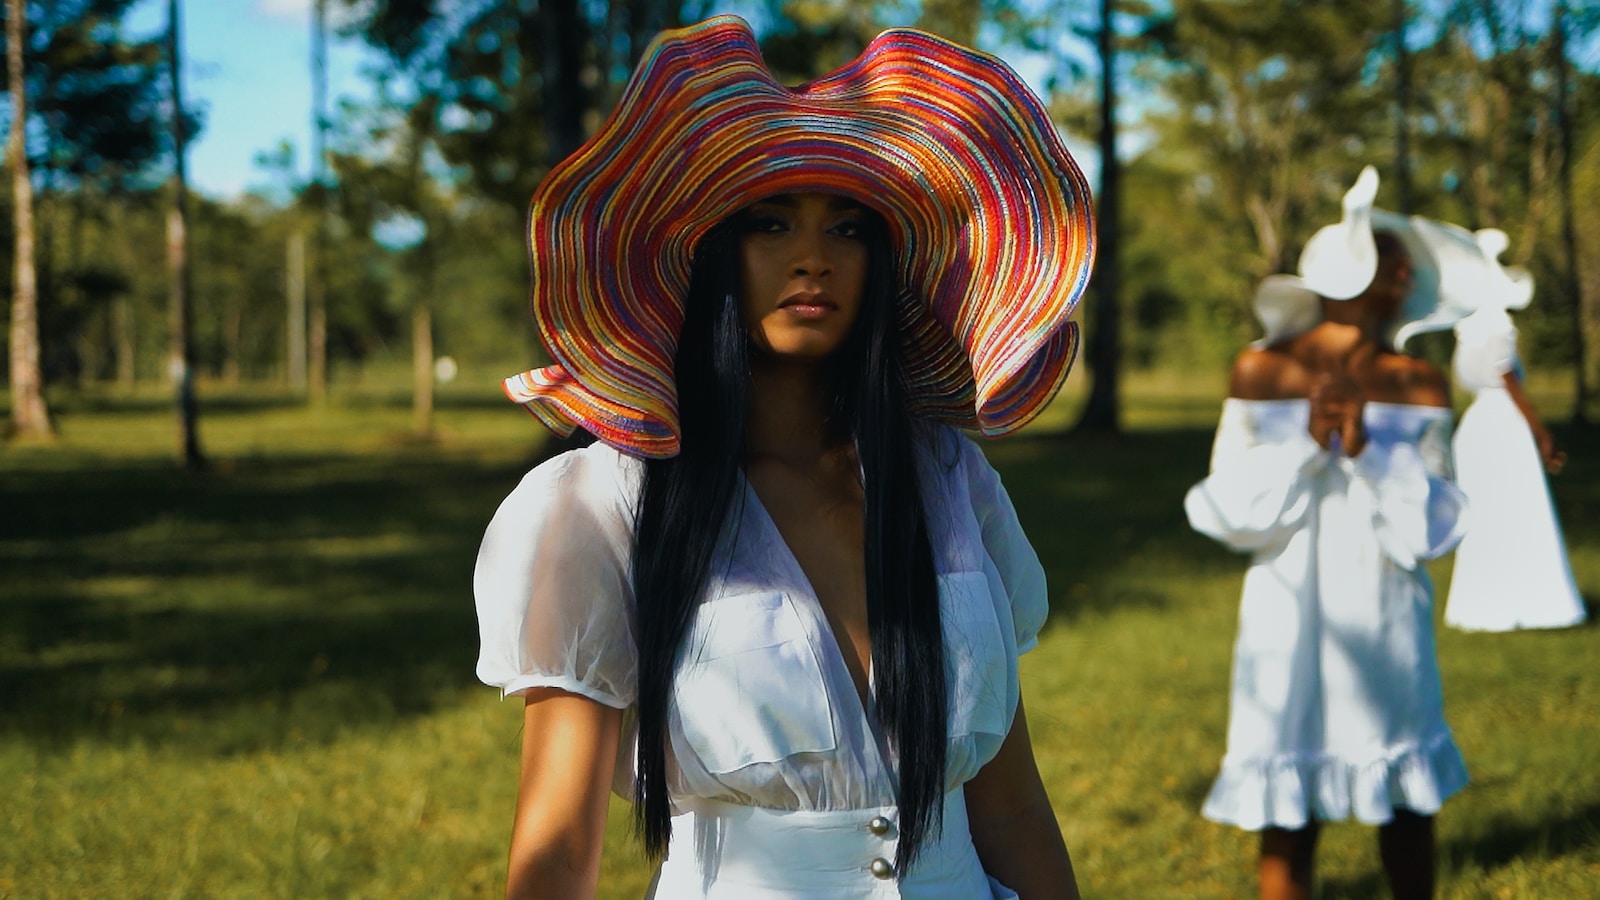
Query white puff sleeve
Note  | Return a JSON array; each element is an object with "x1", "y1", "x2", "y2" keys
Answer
[
  {"x1": 961, "y1": 436, "x2": 1049, "y2": 654},
  {"x1": 1342, "y1": 410, "x2": 1468, "y2": 568},
  {"x1": 474, "y1": 443, "x2": 641, "y2": 707},
  {"x1": 1185, "y1": 399, "x2": 1325, "y2": 554}
]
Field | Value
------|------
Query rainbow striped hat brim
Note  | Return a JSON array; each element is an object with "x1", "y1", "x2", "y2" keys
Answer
[{"x1": 505, "y1": 15, "x2": 1096, "y2": 458}]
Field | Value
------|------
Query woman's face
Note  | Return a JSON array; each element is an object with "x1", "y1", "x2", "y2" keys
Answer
[
  {"x1": 1364, "y1": 233, "x2": 1413, "y2": 321},
  {"x1": 737, "y1": 193, "x2": 869, "y2": 362}
]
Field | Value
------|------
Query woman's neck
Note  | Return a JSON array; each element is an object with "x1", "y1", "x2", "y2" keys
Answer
[
  {"x1": 744, "y1": 361, "x2": 845, "y2": 465},
  {"x1": 1317, "y1": 294, "x2": 1387, "y2": 339},
  {"x1": 1296, "y1": 318, "x2": 1380, "y2": 373}
]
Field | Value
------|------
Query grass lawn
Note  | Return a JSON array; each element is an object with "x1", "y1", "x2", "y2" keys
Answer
[{"x1": 2, "y1": 370, "x2": 1597, "y2": 898}]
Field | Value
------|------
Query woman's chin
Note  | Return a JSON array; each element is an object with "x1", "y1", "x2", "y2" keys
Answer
[{"x1": 753, "y1": 333, "x2": 851, "y2": 363}]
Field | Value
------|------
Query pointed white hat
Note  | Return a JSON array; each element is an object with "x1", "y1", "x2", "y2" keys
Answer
[{"x1": 1253, "y1": 166, "x2": 1522, "y2": 348}]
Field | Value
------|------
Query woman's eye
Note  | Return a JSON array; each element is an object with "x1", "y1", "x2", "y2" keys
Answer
[
  {"x1": 745, "y1": 214, "x2": 787, "y2": 233},
  {"x1": 832, "y1": 220, "x2": 863, "y2": 239}
]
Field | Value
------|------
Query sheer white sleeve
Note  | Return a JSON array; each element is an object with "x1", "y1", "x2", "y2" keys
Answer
[
  {"x1": 474, "y1": 444, "x2": 641, "y2": 706},
  {"x1": 962, "y1": 436, "x2": 1049, "y2": 654},
  {"x1": 1185, "y1": 399, "x2": 1326, "y2": 553}
]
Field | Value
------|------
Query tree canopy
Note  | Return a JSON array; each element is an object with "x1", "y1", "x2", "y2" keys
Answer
[{"x1": 4, "y1": 0, "x2": 1598, "y2": 425}]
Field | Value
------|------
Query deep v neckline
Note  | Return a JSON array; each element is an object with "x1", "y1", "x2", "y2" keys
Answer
[{"x1": 736, "y1": 474, "x2": 894, "y2": 772}]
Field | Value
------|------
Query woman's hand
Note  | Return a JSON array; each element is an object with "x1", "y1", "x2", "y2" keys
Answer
[
  {"x1": 506, "y1": 688, "x2": 623, "y2": 900},
  {"x1": 1532, "y1": 423, "x2": 1567, "y2": 475},
  {"x1": 1308, "y1": 372, "x2": 1367, "y2": 456},
  {"x1": 1503, "y1": 371, "x2": 1566, "y2": 475}
]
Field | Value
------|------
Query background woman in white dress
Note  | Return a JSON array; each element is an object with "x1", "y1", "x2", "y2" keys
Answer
[
  {"x1": 472, "y1": 16, "x2": 1094, "y2": 899},
  {"x1": 1445, "y1": 239, "x2": 1587, "y2": 631},
  {"x1": 1187, "y1": 168, "x2": 1476, "y2": 900}
]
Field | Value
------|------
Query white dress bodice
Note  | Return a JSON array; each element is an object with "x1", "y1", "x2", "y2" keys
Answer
[{"x1": 475, "y1": 426, "x2": 1045, "y2": 896}]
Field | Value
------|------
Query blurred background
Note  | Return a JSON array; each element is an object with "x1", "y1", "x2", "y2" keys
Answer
[
  {"x1": 2, "y1": 1, "x2": 1598, "y2": 897},
  {"x1": 2, "y1": 0, "x2": 1599, "y2": 436}
]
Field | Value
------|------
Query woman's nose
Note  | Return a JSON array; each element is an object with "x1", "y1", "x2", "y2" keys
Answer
[{"x1": 792, "y1": 231, "x2": 833, "y2": 277}]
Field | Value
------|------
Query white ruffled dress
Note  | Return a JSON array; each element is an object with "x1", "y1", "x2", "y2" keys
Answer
[
  {"x1": 1185, "y1": 398, "x2": 1471, "y2": 830},
  {"x1": 474, "y1": 426, "x2": 1046, "y2": 898},
  {"x1": 1445, "y1": 308, "x2": 1588, "y2": 631}
]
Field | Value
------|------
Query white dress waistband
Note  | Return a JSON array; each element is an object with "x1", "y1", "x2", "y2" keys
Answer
[{"x1": 646, "y1": 788, "x2": 1016, "y2": 899}]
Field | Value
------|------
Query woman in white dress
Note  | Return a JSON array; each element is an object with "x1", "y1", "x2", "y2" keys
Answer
[
  {"x1": 473, "y1": 16, "x2": 1094, "y2": 899},
  {"x1": 1445, "y1": 253, "x2": 1587, "y2": 630},
  {"x1": 1186, "y1": 168, "x2": 1474, "y2": 900}
]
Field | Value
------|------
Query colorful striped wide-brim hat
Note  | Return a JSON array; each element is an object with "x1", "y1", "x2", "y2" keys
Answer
[{"x1": 504, "y1": 15, "x2": 1096, "y2": 458}]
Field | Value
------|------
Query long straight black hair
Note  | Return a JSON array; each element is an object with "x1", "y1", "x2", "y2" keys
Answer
[{"x1": 629, "y1": 206, "x2": 947, "y2": 876}]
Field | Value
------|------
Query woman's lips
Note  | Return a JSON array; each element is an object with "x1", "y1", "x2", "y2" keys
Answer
[{"x1": 778, "y1": 294, "x2": 837, "y2": 319}]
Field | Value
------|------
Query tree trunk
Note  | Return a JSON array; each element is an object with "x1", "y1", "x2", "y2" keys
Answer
[
  {"x1": 1553, "y1": 2, "x2": 1588, "y2": 423},
  {"x1": 1392, "y1": 0, "x2": 1412, "y2": 214},
  {"x1": 111, "y1": 200, "x2": 136, "y2": 386},
  {"x1": 7, "y1": 0, "x2": 53, "y2": 439},
  {"x1": 1514, "y1": 109, "x2": 1549, "y2": 267},
  {"x1": 540, "y1": 0, "x2": 587, "y2": 167},
  {"x1": 222, "y1": 287, "x2": 241, "y2": 385},
  {"x1": 113, "y1": 295, "x2": 135, "y2": 386},
  {"x1": 412, "y1": 300, "x2": 433, "y2": 438},
  {"x1": 308, "y1": 0, "x2": 329, "y2": 402},
  {"x1": 287, "y1": 231, "x2": 306, "y2": 390},
  {"x1": 1076, "y1": 0, "x2": 1120, "y2": 433},
  {"x1": 167, "y1": 0, "x2": 204, "y2": 468},
  {"x1": 1459, "y1": 36, "x2": 1497, "y2": 227}
]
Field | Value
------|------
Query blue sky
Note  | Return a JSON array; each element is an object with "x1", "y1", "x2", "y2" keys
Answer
[{"x1": 126, "y1": 0, "x2": 385, "y2": 199}]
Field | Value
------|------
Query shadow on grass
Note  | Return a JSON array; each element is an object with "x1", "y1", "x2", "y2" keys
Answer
[
  {"x1": 984, "y1": 426, "x2": 1237, "y2": 622},
  {"x1": 999, "y1": 420, "x2": 1600, "y2": 626},
  {"x1": 47, "y1": 391, "x2": 312, "y2": 418},
  {"x1": 0, "y1": 452, "x2": 531, "y2": 754},
  {"x1": 1, "y1": 424, "x2": 1228, "y2": 753},
  {"x1": 8, "y1": 418, "x2": 1599, "y2": 763},
  {"x1": 1316, "y1": 802, "x2": 1600, "y2": 897},
  {"x1": 1440, "y1": 802, "x2": 1600, "y2": 874}
]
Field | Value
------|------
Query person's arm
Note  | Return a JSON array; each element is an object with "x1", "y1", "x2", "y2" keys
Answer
[
  {"x1": 964, "y1": 698, "x2": 1080, "y2": 899},
  {"x1": 1503, "y1": 370, "x2": 1566, "y2": 474},
  {"x1": 1308, "y1": 370, "x2": 1367, "y2": 456},
  {"x1": 506, "y1": 688, "x2": 624, "y2": 900}
]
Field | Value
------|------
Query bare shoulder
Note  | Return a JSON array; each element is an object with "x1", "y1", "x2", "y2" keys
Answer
[
  {"x1": 1228, "y1": 345, "x2": 1308, "y2": 400},
  {"x1": 1376, "y1": 353, "x2": 1451, "y2": 408}
]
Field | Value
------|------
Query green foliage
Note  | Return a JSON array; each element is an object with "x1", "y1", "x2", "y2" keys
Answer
[
  {"x1": 7, "y1": 1, "x2": 1600, "y2": 420},
  {"x1": 1144, "y1": 0, "x2": 1395, "y2": 277},
  {"x1": 0, "y1": 0, "x2": 179, "y2": 190},
  {"x1": 1, "y1": 378, "x2": 1596, "y2": 896}
]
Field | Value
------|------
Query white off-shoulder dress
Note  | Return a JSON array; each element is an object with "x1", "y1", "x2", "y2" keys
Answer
[
  {"x1": 1185, "y1": 398, "x2": 1471, "y2": 830},
  {"x1": 475, "y1": 426, "x2": 1046, "y2": 898},
  {"x1": 1445, "y1": 308, "x2": 1587, "y2": 631}
]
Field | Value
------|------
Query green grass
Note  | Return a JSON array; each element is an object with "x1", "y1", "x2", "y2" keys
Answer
[{"x1": 2, "y1": 372, "x2": 1597, "y2": 897}]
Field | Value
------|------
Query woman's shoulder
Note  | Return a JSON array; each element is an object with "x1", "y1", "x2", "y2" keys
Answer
[
  {"x1": 1228, "y1": 345, "x2": 1310, "y2": 400},
  {"x1": 906, "y1": 423, "x2": 998, "y2": 509},
  {"x1": 502, "y1": 439, "x2": 643, "y2": 524},
  {"x1": 1373, "y1": 353, "x2": 1451, "y2": 409}
]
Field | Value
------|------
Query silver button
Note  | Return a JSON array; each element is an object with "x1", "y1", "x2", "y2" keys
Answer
[
  {"x1": 867, "y1": 815, "x2": 892, "y2": 836},
  {"x1": 869, "y1": 857, "x2": 893, "y2": 879}
]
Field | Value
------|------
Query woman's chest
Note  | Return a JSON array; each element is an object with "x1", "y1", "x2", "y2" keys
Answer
[
  {"x1": 1245, "y1": 399, "x2": 1436, "y2": 445},
  {"x1": 660, "y1": 474, "x2": 1019, "y2": 804},
  {"x1": 743, "y1": 461, "x2": 873, "y2": 704}
]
